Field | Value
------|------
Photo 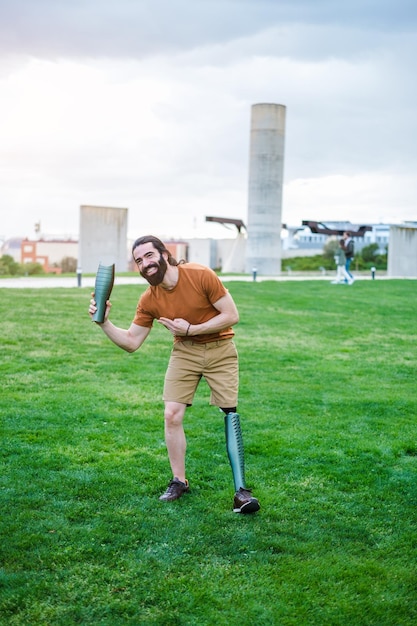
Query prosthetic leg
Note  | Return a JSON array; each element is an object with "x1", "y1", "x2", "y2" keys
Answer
[
  {"x1": 224, "y1": 411, "x2": 260, "y2": 514},
  {"x1": 224, "y1": 411, "x2": 246, "y2": 491},
  {"x1": 91, "y1": 263, "x2": 115, "y2": 323}
]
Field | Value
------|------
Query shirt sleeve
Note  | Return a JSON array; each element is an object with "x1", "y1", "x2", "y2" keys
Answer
[
  {"x1": 132, "y1": 292, "x2": 155, "y2": 327},
  {"x1": 201, "y1": 267, "x2": 228, "y2": 303}
]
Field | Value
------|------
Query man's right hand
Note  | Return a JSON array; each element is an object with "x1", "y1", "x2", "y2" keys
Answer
[{"x1": 88, "y1": 293, "x2": 112, "y2": 323}]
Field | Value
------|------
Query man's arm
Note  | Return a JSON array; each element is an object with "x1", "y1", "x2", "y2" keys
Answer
[
  {"x1": 97, "y1": 319, "x2": 151, "y2": 353},
  {"x1": 89, "y1": 296, "x2": 151, "y2": 352},
  {"x1": 158, "y1": 292, "x2": 239, "y2": 337}
]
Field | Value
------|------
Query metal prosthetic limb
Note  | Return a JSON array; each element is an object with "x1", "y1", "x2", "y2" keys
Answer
[
  {"x1": 91, "y1": 263, "x2": 115, "y2": 323},
  {"x1": 225, "y1": 412, "x2": 246, "y2": 491}
]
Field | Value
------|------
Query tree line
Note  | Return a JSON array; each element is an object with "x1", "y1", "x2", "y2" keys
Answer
[
  {"x1": 0, "y1": 255, "x2": 78, "y2": 276},
  {"x1": 282, "y1": 240, "x2": 387, "y2": 272}
]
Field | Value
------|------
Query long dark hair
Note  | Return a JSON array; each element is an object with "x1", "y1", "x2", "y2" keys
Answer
[{"x1": 131, "y1": 235, "x2": 182, "y2": 266}]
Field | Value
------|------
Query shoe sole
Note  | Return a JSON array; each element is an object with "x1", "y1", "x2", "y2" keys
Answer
[
  {"x1": 233, "y1": 498, "x2": 260, "y2": 514},
  {"x1": 159, "y1": 490, "x2": 189, "y2": 502}
]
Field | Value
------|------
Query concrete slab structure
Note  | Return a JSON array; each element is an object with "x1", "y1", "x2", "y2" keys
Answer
[
  {"x1": 79, "y1": 205, "x2": 128, "y2": 273},
  {"x1": 388, "y1": 224, "x2": 417, "y2": 277},
  {"x1": 245, "y1": 103, "x2": 286, "y2": 275}
]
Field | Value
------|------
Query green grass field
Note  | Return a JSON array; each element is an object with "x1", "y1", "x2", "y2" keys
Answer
[{"x1": 1, "y1": 279, "x2": 416, "y2": 625}]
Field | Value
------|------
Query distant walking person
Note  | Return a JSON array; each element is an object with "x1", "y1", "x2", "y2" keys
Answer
[
  {"x1": 343, "y1": 231, "x2": 355, "y2": 283},
  {"x1": 88, "y1": 235, "x2": 260, "y2": 514},
  {"x1": 332, "y1": 239, "x2": 354, "y2": 285}
]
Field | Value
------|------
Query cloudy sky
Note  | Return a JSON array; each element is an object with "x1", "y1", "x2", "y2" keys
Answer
[{"x1": 0, "y1": 0, "x2": 416, "y2": 241}]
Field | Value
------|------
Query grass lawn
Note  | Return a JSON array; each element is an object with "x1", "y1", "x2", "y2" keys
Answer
[{"x1": 1, "y1": 279, "x2": 416, "y2": 625}]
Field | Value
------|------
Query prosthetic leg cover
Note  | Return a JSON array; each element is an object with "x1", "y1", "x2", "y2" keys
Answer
[
  {"x1": 91, "y1": 263, "x2": 115, "y2": 323},
  {"x1": 225, "y1": 412, "x2": 246, "y2": 491}
]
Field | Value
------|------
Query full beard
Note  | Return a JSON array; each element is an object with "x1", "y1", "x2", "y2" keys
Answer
[{"x1": 140, "y1": 254, "x2": 168, "y2": 286}]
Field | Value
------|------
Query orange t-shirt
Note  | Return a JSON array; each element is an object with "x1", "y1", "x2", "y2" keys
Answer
[{"x1": 133, "y1": 263, "x2": 235, "y2": 344}]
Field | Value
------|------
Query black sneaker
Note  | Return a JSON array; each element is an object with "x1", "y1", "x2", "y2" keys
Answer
[
  {"x1": 233, "y1": 487, "x2": 260, "y2": 514},
  {"x1": 159, "y1": 478, "x2": 189, "y2": 502}
]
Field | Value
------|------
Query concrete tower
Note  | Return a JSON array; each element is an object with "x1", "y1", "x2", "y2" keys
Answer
[
  {"x1": 245, "y1": 103, "x2": 286, "y2": 275},
  {"x1": 79, "y1": 205, "x2": 128, "y2": 273}
]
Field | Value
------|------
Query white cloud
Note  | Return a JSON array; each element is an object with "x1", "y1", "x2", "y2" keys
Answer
[
  {"x1": 0, "y1": 2, "x2": 416, "y2": 240},
  {"x1": 284, "y1": 173, "x2": 417, "y2": 226}
]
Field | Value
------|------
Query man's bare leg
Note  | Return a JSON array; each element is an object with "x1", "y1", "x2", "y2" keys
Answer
[{"x1": 164, "y1": 401, "x2": 187, "y2": 482}]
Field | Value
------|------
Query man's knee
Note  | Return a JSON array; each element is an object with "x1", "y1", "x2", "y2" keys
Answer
[{"x1": 164, "y1": 402, "x2": 186, "y2": 427}]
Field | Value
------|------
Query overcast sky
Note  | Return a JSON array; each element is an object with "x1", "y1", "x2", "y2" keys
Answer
[{"x1": 0, "y1": 0, "x2": 416, "y2": 241}]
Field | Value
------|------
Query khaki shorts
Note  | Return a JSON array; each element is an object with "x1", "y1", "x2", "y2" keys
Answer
[{"x1": 163, "y1": 339, "x2": 239, "y2": 407}]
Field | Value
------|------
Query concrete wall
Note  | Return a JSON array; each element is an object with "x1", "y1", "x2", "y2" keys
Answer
[
  {"x1": 218, "y1": 234, "x2": 246, "y2": 273},
  {"x1": 388, "y1": 224, "x2": 417, "y2": 277},
  {"x1": 187, "y1": 238, "x2": 216, "y2": 268},
  {"x1": 245, "y1": 103, "x2": 286, "y2": 275},
  {"x1": 79, "y1": 205, "x2": 128, "y2": 273},
  {"x1": 186, "y1": 237, "x2": 246, "y2": 272}
]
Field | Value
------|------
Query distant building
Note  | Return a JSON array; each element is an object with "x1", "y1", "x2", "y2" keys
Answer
[
  {"x1": 1, "y1": 221, "x2": 407, "y2": 276},
  {"x1": 362, "y1": 223, "x2": 390, "y2": 254},
  {"x1": 20, "y1": 238, "x2": 78, "y2": 273},
  {"x1": 282, "y1": 225, "x2": 327, "y2": 257},
  {"x1": 282, "y1": 222, "x2": 388, "y2": 259},
  {"x1": 0, "y1": 237, "x2": 23, "y2": 263},
  {"x1": 129, "y1": 223, "x2": 392, "y2": 274}
]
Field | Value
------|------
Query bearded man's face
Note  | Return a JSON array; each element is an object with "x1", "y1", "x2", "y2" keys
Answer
[
  {"x1": 133, "y1": 243, "x2": 168, "y2": 286},
  {"x1": 141, "y1": 252, "x2": 168, "y2": 286}
]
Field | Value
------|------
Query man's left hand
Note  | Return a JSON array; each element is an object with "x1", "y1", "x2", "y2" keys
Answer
[{"x1": 158, "y1": 317, "x2": 190, "y2": 336}]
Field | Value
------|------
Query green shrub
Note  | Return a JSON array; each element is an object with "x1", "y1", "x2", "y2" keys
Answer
[
  {"x1": 282, "y1": 243, "x2": 388, "y2": 272},
  {"x1": 61, "y1": 256, "x2": 78, "y2": 273},
  {"x1": 0, "y1": 254, "x2": 20, "y2": 276},
  {"x1": 21, "y1": 262, "x2": 45, "y2": 275},
  {"x1": 282, "y1": 254, "x2": 335, "y2": 271}
]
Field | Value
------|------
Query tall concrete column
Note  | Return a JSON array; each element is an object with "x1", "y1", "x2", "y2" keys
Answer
[{"x1": 245, "y1": 103, "x2": 286, "y2": 275}]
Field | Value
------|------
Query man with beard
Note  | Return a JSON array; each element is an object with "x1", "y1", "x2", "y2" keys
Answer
[{"x1": 89, "y1": 235, "x2": 260, "y2": 514}]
